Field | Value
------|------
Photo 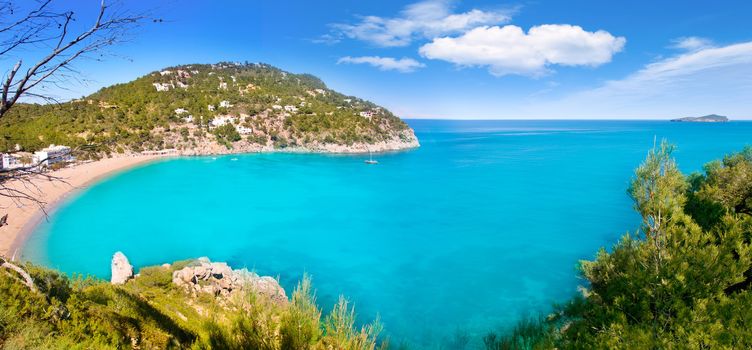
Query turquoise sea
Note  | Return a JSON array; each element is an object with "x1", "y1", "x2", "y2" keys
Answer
[{"x1": 23, "y1": 120, "x2": 752, "y2": 348}]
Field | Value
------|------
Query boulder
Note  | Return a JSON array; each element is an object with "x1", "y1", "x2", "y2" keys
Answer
[
  {"x1": 171, "y1": 257, "x2": 287, "y2": 305},
  {"x1": 111, "y1": 252, "x2": 133, "y2": 285}
]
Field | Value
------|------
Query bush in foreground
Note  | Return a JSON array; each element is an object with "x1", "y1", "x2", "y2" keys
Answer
[
  {"x1": 485, "y1": 144, "x2": 752, "y2": 349},
  {"x1": 0, "y1": 261, "x2": 383, "y2": 349}
]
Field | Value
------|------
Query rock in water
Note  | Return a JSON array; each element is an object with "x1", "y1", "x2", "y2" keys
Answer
[{"x1": 111, "y1": 251, "x2": 134, "y2": 284}]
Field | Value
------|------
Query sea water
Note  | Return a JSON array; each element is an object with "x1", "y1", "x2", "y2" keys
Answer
[{"x1": 22, "y1": 120, "x2": 752, "y2": 348}]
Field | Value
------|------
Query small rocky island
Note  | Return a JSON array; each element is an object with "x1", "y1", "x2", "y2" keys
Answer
[{"x1": 671, "y1": 114, "x2": 729, "y2": 122}]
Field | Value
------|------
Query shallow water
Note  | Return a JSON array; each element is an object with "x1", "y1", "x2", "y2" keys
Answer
[{"x1": 23, "y1": 120, "x2": 752, "y2": 348}]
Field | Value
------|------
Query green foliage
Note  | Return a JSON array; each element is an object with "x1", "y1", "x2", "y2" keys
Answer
[
  {"x1": 322, "y1": 296, "x2": 382, "y2": 350},
  {"x1": 0, "y1": 62, "x2": 411, "y2": 154},
  {"x1": 280, "y1": 274, "x2": 322, "y2": 350},
  {"x1": 212, "y1": 124, "x2": 241, "y2": 144},
  {"x1": 488, "y1": 143, "x2": 752, "y2": 349},
  {"x1": 483, "y1": 317, "x2": 556, "y2": 350},
  {"x1": 0, "y1": 262, "x2": 384, "y2": 349}
]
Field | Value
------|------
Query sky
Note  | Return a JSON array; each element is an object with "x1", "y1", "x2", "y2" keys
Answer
[{"x1": 6, "y1": 0, "x2": 752, "y2": 119}]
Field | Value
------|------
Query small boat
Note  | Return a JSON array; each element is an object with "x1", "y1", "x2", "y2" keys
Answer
[{"x1": 364, "y1": 150, "x2": 378, "y2": 165}]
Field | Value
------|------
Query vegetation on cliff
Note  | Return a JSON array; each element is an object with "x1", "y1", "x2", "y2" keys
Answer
[
  {"x1": 0, "y1": 259, "x2": 383, "y2": 349},
  {"x1": 0, "y1": 62, "x2": 416, "y2": 155},
  {"x1": 486, "y1": 144, "x2": 752, "y2": 349}
]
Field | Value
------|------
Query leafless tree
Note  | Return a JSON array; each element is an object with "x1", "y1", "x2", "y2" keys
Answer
[
  {"x1": 1, "y1": 0, "x2": 145, "y2": 115},
  {"x1": 0, "y1": 0, "x2": 148, "y2": 289}
]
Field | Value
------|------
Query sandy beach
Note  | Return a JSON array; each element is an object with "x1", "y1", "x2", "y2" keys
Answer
[{"x1": 0, "y1": 155, "x2": 164, "y2": 259}]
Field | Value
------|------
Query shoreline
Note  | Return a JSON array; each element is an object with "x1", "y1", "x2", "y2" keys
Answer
[
  {"x1": 1, "y1": 155, "x2": 165, "y2": 259},
  {"x1": 0, "y1": 141, "x2": 420, "y2": 260}
]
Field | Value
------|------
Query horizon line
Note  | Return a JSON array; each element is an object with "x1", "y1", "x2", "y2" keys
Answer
[{"x1": 401, "y1": 117, "x2": 752, "y2": 121}]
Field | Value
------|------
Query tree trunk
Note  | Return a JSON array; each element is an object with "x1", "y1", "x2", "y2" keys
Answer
[{"x1": 1, "y1": 260, "x2": 37, "y2": 292}]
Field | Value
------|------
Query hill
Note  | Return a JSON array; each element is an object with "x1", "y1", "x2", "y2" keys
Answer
[
  {"x1": 0, "y1": 62, "x2": 418, "y2": 156},
  {"x1": 671, "y1": 114, "x2": 729, "y2": 122}
]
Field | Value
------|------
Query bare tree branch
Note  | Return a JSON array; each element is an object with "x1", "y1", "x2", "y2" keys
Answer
[
  {"x1": 0, "y1": 2, "x2": 150, "y2": 282},
  {"x1": 0, "y1": 0, "x2": 146, "y2": 117},
  {"x1": 1, "y1": 258, "x2": 37, "y2": 292}
]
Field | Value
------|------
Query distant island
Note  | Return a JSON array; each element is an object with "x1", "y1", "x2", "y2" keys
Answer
[{"x1": 671, "y1": 114, "x2": 729, "y2": 122}]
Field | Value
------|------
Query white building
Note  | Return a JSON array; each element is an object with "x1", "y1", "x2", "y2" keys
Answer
[
  {"x1": 153, "y1": 83, "x2": 172, "y2": 92},
  {"x1": 218, "y1": 82, "x2": 228, "y2": 90},
  {"x1": 174, "y1": 108, "x2": 189, "y2": 115},
  {"x1": 33, "y1": 144, "x2": 74, "y2": 167},
  {"x1": 183, "y1": 115, "x2": 194, "y2": 123},
  {"x1": 210, "y1": 115, "x2": 236, "y2": 127},
  {"x1": 359, "y1": 111, "x2": 375, "y2": 118},
  {"x1": 207, "y1": 104, "x2": 216, "y2": 111},
  {"x1": 176, "y1": 81, "x2": 189, "y2": 89},
  {"x1": 219, "y1": 100, "x2": 233, "y2": 108},
  {"x1": 272, "y1": 105, "x2": 283, "y2": 110},
  {"x1": 159, "y1": 70, "x2": 173, "y2": 76},
  {"x1": 1, "y1": 153, "x2": 24, "y2": 169},
  {"x1": 284, "y1": 105, "x2": 298, "y2": 113},
  {"x1": 236, "y1": 126, "x2": 253, "y2": 134}
]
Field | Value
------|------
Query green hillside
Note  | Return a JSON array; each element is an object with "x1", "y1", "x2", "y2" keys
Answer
[{"x1": 0, "y1": 62, "x2": 417, "y2": 155}]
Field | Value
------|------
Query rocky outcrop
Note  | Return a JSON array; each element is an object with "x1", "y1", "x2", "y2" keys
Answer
[
  {"x1": 111, "y1": 252, "x2": 134, "y2": 285},
  {"x1": 172, "y1": 257, "x2": 287, "y2": 305},
  {"x1": 175, "y1": 128, "x2": 420, "y2": 156}
]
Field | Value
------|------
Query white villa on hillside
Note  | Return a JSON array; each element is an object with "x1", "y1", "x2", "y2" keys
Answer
[
  {"x1": 208, "y1": 104, "x2": 216, "y2": 111},
  {"x1": 272, "y1": 105, "x2": 282, "y2": 110},
  {"x1": 284, "y1": 105, "x2": 298, "y2": 113},
  {"x1": 210, "y1": 115, "x2": 236, "y2": 127},
  {"x1": 174, "y1": 108, "x2": 189, "y2": 115},
  {"x1": 1, "y1": 153, "x2": 26, "y2": 169},
  {"x1": 159, "y1": 70, "x2": 173, "y2": 76},
  {"x1": 219, "y1": 100, "x2": 233, "y2": 108},
  {"x1": 153, "y1": 82, "x2": 173, "y2": 92},
  {"x1": 33, "y1": 144, "x2": 74, "y2": 167},
  {"x1": 359, "y1": 111, "x2": 375, "y2": 119},
  {"x1": 236, "y1": 126, "x2": 253, "y2": 134},
  {"x1": 218, "y1": 82, "x2": 228, "y2": 90}
]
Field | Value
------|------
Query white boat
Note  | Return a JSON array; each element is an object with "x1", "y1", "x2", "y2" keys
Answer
[{"x1": 364, "y1": 150, "x2": 378, "y2": 164}]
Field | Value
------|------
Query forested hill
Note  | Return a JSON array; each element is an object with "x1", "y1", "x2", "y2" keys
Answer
[{"x1": 0, "y1": 62, "x2": 418, "y2": 155}]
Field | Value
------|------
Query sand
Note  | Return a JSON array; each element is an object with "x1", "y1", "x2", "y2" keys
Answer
[{"x1": 0, "y1": 155, "x2": 164, "y2": 259}]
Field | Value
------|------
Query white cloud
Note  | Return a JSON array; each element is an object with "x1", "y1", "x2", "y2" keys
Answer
[
  {"x1": 338, "y1": 56, "x2": 426, "y2": 73},
  {"x1": 329, "y1": 0, "x2": 513, "y2": 47},
  {"x1": 670, "y1": 36, "x2": 714, "y2": 51},
  {"x1": 527, "y1": 41, "x2": 752, "y2": 118},
  {"x1": 419, "y1": 24, "x2": 626, "y2": 77}
]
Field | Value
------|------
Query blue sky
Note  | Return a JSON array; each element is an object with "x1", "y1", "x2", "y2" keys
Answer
[{"x1": 11, "y1": 0, "x2": 752, "y2": 119}]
